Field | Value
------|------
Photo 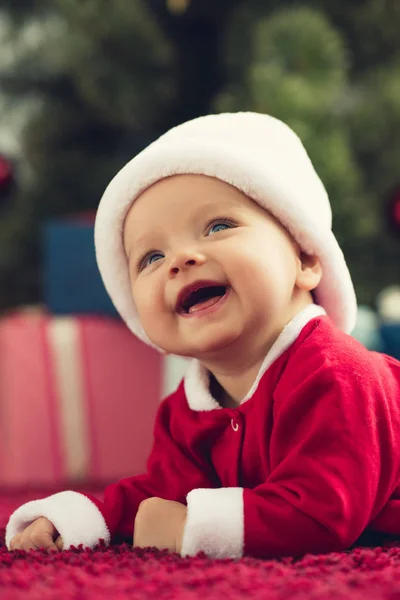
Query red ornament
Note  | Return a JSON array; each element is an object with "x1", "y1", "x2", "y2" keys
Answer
[
  {"x1": 0, "y1": 154, "x2": 14, "y2": 201},
  {"x1": 387, "y1": 186, "x2": 400, "y2": 235},
  {"x1": 394, "y1": 194, "x2": 400, "y2": 226}
]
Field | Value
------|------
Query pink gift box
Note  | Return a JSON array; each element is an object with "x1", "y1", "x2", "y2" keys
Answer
[{"x1": 0, "y1": 312, "x2": 163, "y2": 488}]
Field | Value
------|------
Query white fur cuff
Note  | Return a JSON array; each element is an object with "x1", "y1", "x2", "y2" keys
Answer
[
  {"x1": 5, "y1": 491, "x2": 110, "y2": 550},
  {"x1": 181, "y1": 487, "x2": 244, "y2": 559}
]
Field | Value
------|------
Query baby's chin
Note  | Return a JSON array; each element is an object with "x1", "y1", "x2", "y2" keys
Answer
[{"x1": 160, "y1": 330, "x2": 243, "y2": 360}]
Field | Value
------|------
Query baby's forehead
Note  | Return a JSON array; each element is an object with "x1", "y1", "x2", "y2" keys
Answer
[
  {"x1": 126, "y1": 197, "x2": 242, "y2": 238},
  {"x1": 128, "y1": 195, "x2": 252, "y2": 234},
  {"x1": 130, "y1": 180, "x2": 255, "y2": 220}
]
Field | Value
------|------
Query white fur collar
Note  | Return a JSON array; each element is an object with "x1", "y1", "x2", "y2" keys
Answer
[{"x1": 183, "y1": 304, "x2": 326, "y2": 412}]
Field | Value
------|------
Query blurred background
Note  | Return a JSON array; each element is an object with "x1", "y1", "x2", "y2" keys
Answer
[{"x1": 0, "y1": 0, "x2": 399, "y2": 491}]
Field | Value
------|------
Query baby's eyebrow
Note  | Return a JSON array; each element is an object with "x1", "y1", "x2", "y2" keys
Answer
[
  {"x1": 126, "y1": 236, "x2": 155, "y2": 267},
  {"x1": 129, "y1": 232, "x2": 154, "y2": 253},
  {"x1": 191, "y1": 201, "x2": 244, "y2": 223}
]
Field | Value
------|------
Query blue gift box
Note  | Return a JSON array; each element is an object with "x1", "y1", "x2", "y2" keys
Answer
[
  {"x1": 43, "y1": 217, "x2": 118, "y2": 317},
  {"x1": 380, "y1": 323, "x2": 400, "y2": 360}
]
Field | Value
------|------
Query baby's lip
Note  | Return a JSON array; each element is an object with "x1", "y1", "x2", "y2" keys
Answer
[{"x1": 175, "y1": 279, "x2": 228, "y2": 314}]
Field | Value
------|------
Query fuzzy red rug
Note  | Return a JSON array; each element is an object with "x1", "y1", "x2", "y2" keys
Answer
[{"x1": 2, "y1": 490, "x2": 400, "y2": 599}]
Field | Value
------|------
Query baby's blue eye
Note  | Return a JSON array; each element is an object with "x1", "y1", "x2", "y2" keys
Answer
[
  {"x1": 209, "y1": 222, "x2": 231, "y2": 235},
  {"x1": 138, "y1": 251, "x2": 163, "y2": 271},
  {"x1": 147, "y1": 253, "x2": 163, "y2": 266}
]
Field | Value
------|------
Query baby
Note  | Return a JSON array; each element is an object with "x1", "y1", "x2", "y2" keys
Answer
[{"x1": 6, "y1": 112, "x2": 400, "y2": 559}]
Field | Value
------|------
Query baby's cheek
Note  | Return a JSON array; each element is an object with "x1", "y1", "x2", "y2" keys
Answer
[
  {"x1": 136, "y1": 296, "x2": 156, "y2": 322},
  {"x1": 135, "y1": 285, "x2": 166, "y2": 325}
]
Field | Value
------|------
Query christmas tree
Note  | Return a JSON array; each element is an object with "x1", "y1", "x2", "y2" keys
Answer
[{"x1": 0, "y1": 0, "x2": 399, "y2": 310}]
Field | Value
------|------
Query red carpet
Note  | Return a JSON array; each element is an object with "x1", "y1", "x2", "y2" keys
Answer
[{"x1": 2, "y1": 490, "x2": 400, "y2": 599}]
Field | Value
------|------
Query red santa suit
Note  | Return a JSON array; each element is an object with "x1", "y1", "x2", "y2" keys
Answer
[{"x1": 5, "y1": 305, "x2": 400, "y2": 559}]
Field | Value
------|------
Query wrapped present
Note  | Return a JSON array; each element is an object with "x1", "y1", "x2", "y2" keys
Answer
[
  {"x1": 352, "y1": 305, "x2": 384, "y2": 352},
  {"x1": 0, "y1": 311, "x2": 168, "y2": 488},
  {"x1": 380, "y1": 324, "x2": 400, "y2": 360},
  {"x1": 377, "y1": 286, "x2": 400, "y2": 360},
  {"x1": 43, "y1": 215, "x2": 118, "y2": 316}
]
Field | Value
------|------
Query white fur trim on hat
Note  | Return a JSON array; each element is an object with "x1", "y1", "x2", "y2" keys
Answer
[{"x1": 95, "y1": 112, "x2": 357, "y2": 350}]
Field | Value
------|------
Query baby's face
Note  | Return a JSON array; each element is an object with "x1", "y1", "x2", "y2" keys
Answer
[{"x1": 123, "y1": 174, "x2": 309, "y2": 359}]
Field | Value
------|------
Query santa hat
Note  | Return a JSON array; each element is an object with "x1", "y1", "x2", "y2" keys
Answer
[{"x1": 95, "y1": 112, "x2": 357, "y2": 351}]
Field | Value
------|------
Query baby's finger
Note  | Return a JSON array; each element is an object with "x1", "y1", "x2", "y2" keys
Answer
[
  {"x1": 27, "y1": 530, "x2": 57, "y2": 553},
  {"x1": 18, "y1": 533, "x2": 41, "y2": 552},
  {"x1": 9, "y1": 534, "x2": 22, "y2": 551},
  {"x1": 55, "y1": 536, "x2": 63, "y2": 551}
]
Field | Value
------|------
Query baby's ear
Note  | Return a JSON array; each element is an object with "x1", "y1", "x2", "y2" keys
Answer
[{"x1": 296, "y1": 252, "x2": 323, "y2": 291}]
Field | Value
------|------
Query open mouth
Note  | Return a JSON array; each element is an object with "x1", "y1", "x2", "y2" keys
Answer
[{"x1": 178, "y1": 285, "x2": 228, "y2": 315}]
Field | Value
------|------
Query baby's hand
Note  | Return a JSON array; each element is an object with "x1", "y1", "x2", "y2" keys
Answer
[
  {"x1": 133, "y1": 497, "x2": 187, "y2": 554},
  {"x1": 9, "y1": 517, "x2": 63, "y2": 553}
]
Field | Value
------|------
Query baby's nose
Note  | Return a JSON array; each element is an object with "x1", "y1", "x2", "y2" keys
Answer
[{"x1": 169, "y1": 250, "x2": 206, "y2": 274}]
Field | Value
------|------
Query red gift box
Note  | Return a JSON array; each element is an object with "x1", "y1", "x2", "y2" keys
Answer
[{"x1": 0, "y1": 311, "x2": 164, "y2": 488}]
